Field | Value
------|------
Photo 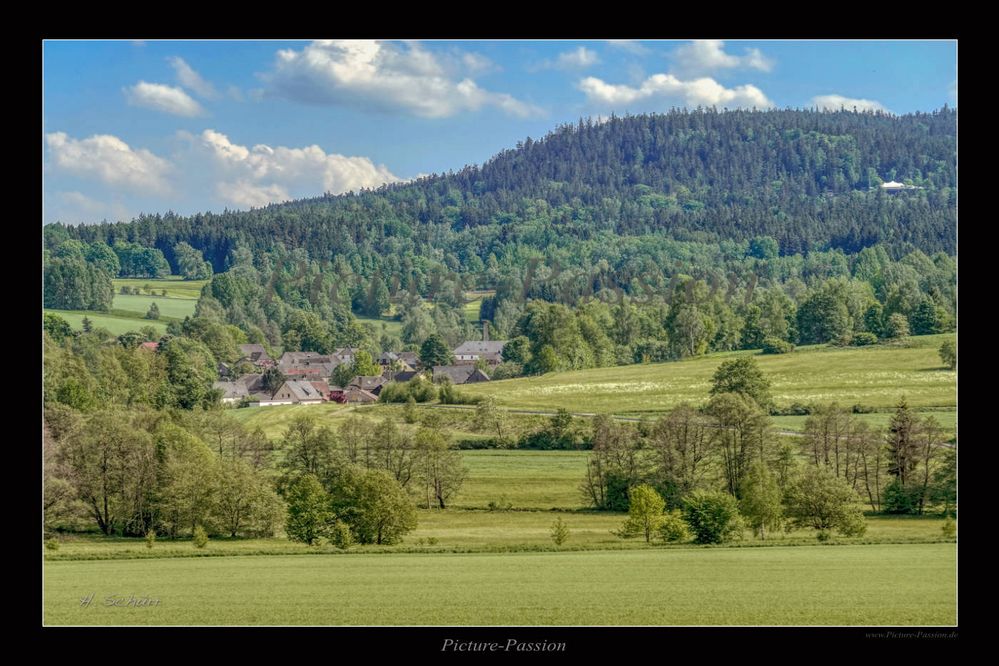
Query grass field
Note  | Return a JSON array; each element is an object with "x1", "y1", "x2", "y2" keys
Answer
[
  {"x1": 112, "y1": 277, "x2": 206, "y2": 299},
  {"x1": 44, "y1": 310, "x2": 169, "y2": 336},
  {"x1": 459, "y1": 450, "x2": 590, "y2": 509},
  {"x1": 43, "y1": 543, "x2": 955, "y2": 625},
  {"x1": 111, "y1": 294, "x2": 197, "y2": 320},
  {"x1": 462, "y1": 334, "x2": 956, "y2": 414},
  {"x1": 355, "y1": 315, "x2": 404, "y2": 337},
  {"x1": 45, "y1": 277, "x2": 203, "y2": 335}
]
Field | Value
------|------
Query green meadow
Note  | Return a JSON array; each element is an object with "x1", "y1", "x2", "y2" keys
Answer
[
  {"x1": 461, "y1": 334, "x2": 956, "y2": 415},
  {"x1": 44, "y1": 543, "x2": 955, "y2": 625},
  {"x1": 43, "y1": 310, "x2": 169, "y2": 336},
  {"x1": 45, "y1": 277, "x2": 203, "y2": 335}
]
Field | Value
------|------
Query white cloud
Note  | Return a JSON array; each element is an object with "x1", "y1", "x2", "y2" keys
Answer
[
  {"x1": 556, "y1": 47, "x2": 601, "y2": 69},
  {"x1": 125, "y1": 81, "x2": 205, "y2": 117},
  {"x1": 263, "y1": 40, "x2": 542, "y2": 119},
  {"x1": 607, "y1": 40, "x2": 652, "y2": 56},
  {"x1": 199, "y1": 129, "x2": 401, "y2": 207},
  {"x1": 46, "y1": 131, "x2": 172, "y2": 194},
  {"x1": 579, "y1": 73, "x2": 773, "y2": 110},
  {"x1": 673, "y1": 40, "x2": 774, "y2": 75},
  {"x1": 56, "y1": 191, "x2": 131, "y2": 223},
  {"x1": 215, "y1": 181, "x2": 290, "y2": 209},
  {"x1": 168, "y1": 56, "x2": 219, "y2": 99},
  {"x1": 811, "y1": 94, "x2": 888, "y2": 113}
]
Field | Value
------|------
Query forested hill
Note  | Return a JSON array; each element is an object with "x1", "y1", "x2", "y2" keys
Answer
[{"x1": 51, "y1": 107, "x2": 956, "y2": 271}]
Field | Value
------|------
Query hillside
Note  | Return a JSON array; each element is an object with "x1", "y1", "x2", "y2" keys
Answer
[{"x1": 50, "y1": 107, "x2": 956, "y2": 274}]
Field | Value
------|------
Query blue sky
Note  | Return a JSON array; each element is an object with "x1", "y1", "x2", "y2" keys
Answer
[{"x1": 43, "y1": 40, "x2": 957, "y2": 225}]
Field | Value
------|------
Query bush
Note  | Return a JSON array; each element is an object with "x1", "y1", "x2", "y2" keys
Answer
[
  {"x1": 851, "y1": 332, "x2": 878, "y2": 346},
  {"x1": 941, "y1": 517, "x2": 956, "y2": 538},
  {"x1": 330, "y1": 520, "x2": 354, "y2": 549},
  {"x1": 939, "y1": 339, "x2": 956, "y2": 370},
  {"x1": 426, "y1": 537, "x2": 439, "y2": 546},
  {"x1": 816, "y1": 529, "x2": 832, "y2": 542},
  {"x1": 761, "y1": 337, "x2": 794, "y2": 354},
  {"x1": 771, "y1": 401, "x2": 812, "y2": 416},
  {"x1": 489, "y1": 362, "x2": 523, "y2": 380},
  {"x1": 550, "y1": 517, "x2": 570, "y2": 546},
  {"x1": 487, "y1": 497, "x2": 513, "y2": 511},
  {"x1": 438, "y1": 382, "x2": 479, "y2": 405},
  {"x1": 851, "y1": 403, "x2": 876, "y2": 414},
  {"x1": 44, "y1": 538, "x2": 60, "y2": 551},
  {"x1": 658, "y1": 509, "x2": 692, "y2": 543},
  {"x1": 145, "y1": 530, "x2": 156, "y2": 549},
  {"x1": 192, "y1": 525, "x2": 208, "y2": 548},
  {"x1": 682, "y1": 490, "x2": 743, "y2": 544},
  {"x1": 882, "y1": 478, "x2": 919, "y2": 515}
]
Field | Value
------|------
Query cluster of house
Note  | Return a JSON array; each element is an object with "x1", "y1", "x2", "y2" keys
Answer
[{"x1": 213, "y1": 332, "x2": 506, "y2": 408}]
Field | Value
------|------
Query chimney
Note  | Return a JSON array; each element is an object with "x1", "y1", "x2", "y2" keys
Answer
[{"x1": 483, "y1": 320, "x2": 489, "y2": 342}]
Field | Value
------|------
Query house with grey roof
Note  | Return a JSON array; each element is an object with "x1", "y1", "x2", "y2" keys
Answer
[
  {"x1": 343, "y1": 386, "x2": 379, "y2": 403},
  {"x1": 348, "y1": 375, "x2": 388, "y2": 395},
  {"x1": 433, "y1": 365, "x2": 491, "y2": 385},
  {"x1": 214, "y1": 380, "x2": 250, "y2": 405},
  {"x1": 266, "y1": 380, "x2": 325, "y2": 405},
  {"x1": 452, "y1": 340, "x2": 507, "y2": 366},
  {"x1": 239, "y1": 344, "x2": 272, "y2": 365}
]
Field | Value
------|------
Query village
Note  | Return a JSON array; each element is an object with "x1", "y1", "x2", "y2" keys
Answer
[{"x1": 209, "y1": 328, "x2": 506, "y2": 407}]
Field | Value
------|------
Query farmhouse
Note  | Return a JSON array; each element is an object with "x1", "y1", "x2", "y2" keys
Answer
[
  {"x1": 214, "y1": 380, "x2": 249, "y2": 405},
  {"x1": 379, "y1": 351, "x2": 417, "y2": 372},
  {"x1": 266, "y1": 380, "x2": 325, "y2": 405},
  {"x1": 433, "y1": 365, "x2": 491, "y2": 385},
  {"x1": 139, "y1": 341, "x2": 159, "y2": 352},
  {"x1": 348, "y1": 375, "x2": 388, "y2": 395},
  {"x1": 453, "y1": 323, "x2": 506, "y2": 366},
  {"x1": 238, "y1": 343, "x2": 273, "y2": 367},
  {"x1": 342, "y1": 386, "x2": 379, "y2": 403}
]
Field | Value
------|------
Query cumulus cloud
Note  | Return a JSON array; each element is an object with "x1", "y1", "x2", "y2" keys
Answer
[
  {"x1": 55, "y1": 191, "x2": 131, "y2": 223},
  {"x1": 198, "y1": 129, "x2": 401, "y2": 208},
  {"x1": 579, "y1": 73, "x2": 773, "y2": 109},
  {"x1": 537, "y1": 46, "x2": 601, "y2": 70},
  {"x1": 673, "y1": 40, "x2": 774, "y2": 75},
  {"x1": 811, "y1": 94, "x2": 888, "y2": 113},
  {"x1": 606, "y1": 40, "x2": 652, "y2": 56},
  {"x1": 125, "y1": 81, "x2": 205, "y2": 117},
  {"x1": 168, "y1": 56, "x2": 219, "y2": 99},
  {"x1": 45, "y1": 132, "x2": 172, "y2": 194},
  {"x1": 263, "y1": 40, "x2": 542, "y2": 119}
]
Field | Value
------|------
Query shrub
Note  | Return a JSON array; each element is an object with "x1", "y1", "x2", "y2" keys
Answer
[
  {"x1": 658, "y1": 509, "x2": 692, "y2": 543},
  {"x1": 192, "y1": 525, "x2": 208, "y2": 548},
  {"x1": 939, "y1": 339, "x2": 956, "y2": 370},
  {"x1": 145, "y1": 530, "x2": 156, "y2": 549},
  {"x1": 816, "y1": 529, "x2": 832, "y2": 542},
  {"x1": 882, "y1": 478, "x2": 918, "y2": 514},
  {"x1": 329, "y1": 520, "x2": 354, "y2": 549},
  {"x1": 44, "y1": 538, "x2": 60, "y2": 551},
  {"x1": 682, "y1": 490, "x2": 743, "y2": 544},
  {"x1": 426, "y1": 537, "x2": 439, "y2": 546},
  {"x1": 550, "y1": 517, "x2": 570, "y2": 546},
  {"x1": 851, "y1": 332, "x2": 878, "y2": 346},
  {"x1": 761, "y1": 337, "x2": 794, "y2": 354},
  {"x1": 487, "y1": 497, "x2": 513, "y2": 511},
  {"x1": 941, "y1": 517, "x2": 956, "y2": 538}
]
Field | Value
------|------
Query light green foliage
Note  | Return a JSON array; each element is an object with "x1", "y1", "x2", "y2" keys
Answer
[
  {"x1": 284, "y1": 474, "x2": 331, "y2": 546},
  {"x1": 193, "y1": 525, "x2": 209, "y2": 549},
  {"x1": 622, "y1": 484, "x2": 666, "y2": 543},
  {"x1": 145, "y1": 530, "x2": 156, "y2": 549},
  {"x1": 938, "y1": 339, "x2": 956, "y2": 370},
  {"x1": 710, "y1": 356, "x2": 773, "y2": 410},
  {"x1": 550, "y1": 516, "x2": 570, "y2": 546},
  {"x1": 330, "y1": 520, "x2": 354, "y2": 549},
  {"x1": 658, "y1": 509, "x2": 692, "y2": 543},
  {"x1": 784, "y1": 466, "x2": 868, "y2": 537},
  {"x1": 941, "y1": 517, "x2": 956, "y2": 539},
  {"x1": 739, "y1": 463, "x2": 784, "y2": 539},
  {"x1": 682, "y1": 490, "x2": 743, "y2": 544}
]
